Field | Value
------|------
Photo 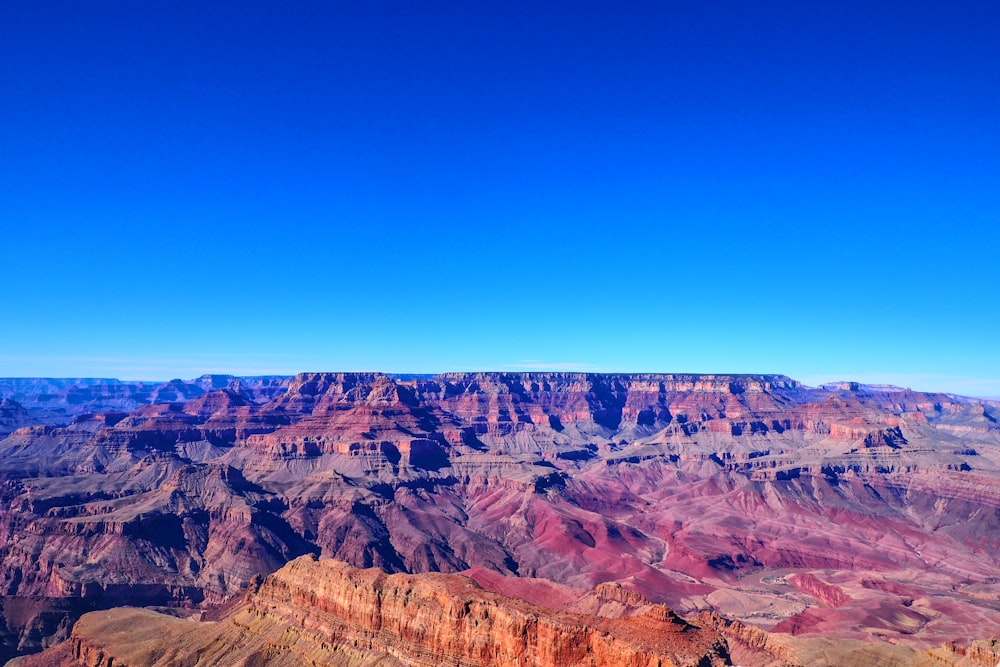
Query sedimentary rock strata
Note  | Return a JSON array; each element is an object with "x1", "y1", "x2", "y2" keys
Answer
[
  {"x1": 1, "y1": 372, "x2": 999, "y2": 663},
  {"x1": 17, "y1": 556, "x2": 730, "y2": 667}
]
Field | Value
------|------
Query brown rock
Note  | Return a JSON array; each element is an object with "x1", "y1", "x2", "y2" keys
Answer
[{"x1": 21, "y1": 556, "x2": 731, "y2": 667}]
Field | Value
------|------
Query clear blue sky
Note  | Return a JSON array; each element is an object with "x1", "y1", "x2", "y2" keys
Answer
[{"x1": 2, "y1": 1, "x2": 998, "y2": 395}]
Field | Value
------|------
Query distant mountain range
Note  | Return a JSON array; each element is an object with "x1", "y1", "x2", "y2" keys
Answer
[{"x1": 0, "y1": 375, "x2": 290, "y2": 436}]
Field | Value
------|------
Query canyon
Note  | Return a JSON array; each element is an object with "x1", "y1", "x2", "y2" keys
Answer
[{"x1": 1, "y1": 372, "x2": 999, "y2": 666}]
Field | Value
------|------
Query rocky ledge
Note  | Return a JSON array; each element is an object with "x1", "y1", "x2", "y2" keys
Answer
[{"x1": 16, "y1": 555, "x2": 731, "y2": 667}]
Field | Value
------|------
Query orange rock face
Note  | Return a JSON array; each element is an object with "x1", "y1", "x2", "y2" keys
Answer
[{"x1": 20, "y1": 556, "x2": 731, "y2": 667}]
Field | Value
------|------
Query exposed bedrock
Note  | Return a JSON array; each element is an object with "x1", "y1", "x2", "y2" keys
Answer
[
  {"x1": 1, "y1": 372, "x2": 999, "y2": 661},
  {"x1": 19, "y1": 556, "x2": 732, "y2": 667}
]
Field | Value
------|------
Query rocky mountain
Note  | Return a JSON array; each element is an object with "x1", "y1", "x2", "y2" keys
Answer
[{"x1": 1, "y1": 372, "x2": 999, "y2": 664}]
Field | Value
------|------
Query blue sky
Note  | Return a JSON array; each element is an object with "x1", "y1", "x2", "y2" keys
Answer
[{"x1": 2, "y1": 1, "x2": 998, "y2": 395}]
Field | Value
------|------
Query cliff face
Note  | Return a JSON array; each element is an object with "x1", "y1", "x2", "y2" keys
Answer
[
  {"x1": 0, "y1": 400, "x2": 34, "y2": 438},
  {"x1": 19, "y1": 556, "x2": 731, "y2": 667},
  {"x1": 0, "y1": 376, "x2": 289, "y2": 428},
  {"x1": 2, "y1": 372, "x2": 1000, "y2": 663}
]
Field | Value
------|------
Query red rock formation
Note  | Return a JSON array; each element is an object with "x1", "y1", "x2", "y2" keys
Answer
[
  {"x1": 19, "y1": 556, "x2": 731, "y2": 667},
  {"x1": 2, "y1": 372, "x2": 1000, "y2": 662}
]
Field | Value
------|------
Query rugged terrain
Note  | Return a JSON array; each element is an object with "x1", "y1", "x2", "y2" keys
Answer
[
  {"x1": 15, "y1": 555, "x2": 731, "y2": 667},
  {"x1": 0, "y1": 376, "x2": 288, "y2": 435},
  {"x1": 1, "y1": 372, "x2": 999, "y2": 665}
]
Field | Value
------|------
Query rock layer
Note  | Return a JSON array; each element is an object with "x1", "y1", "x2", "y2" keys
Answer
[
  {"x1": 17, "y1": 556, "x2": 731, "y2": 667},
  {"x1": 2, "y1": 373, "x2": 1000, "y2": 663}
]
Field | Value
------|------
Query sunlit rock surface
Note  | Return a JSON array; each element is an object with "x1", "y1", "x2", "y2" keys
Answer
[
  {"x1": 16, "y1": 556, "x2": 729, "y2": 667},
  {"x1": 1, "y1": 373, "x2": 999, "y2": 664}
]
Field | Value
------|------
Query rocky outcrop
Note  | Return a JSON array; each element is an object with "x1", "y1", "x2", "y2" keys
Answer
[
  {"x1": 787, "y1": 574, "x2": 850, "y2": 608},
  {"x1": 21, "y1": 557, "x2": 731, "y2": 666},
  {"x1": 699, "y1": 612, "x2": 794, "y2": 665},
  {"x1": 963, "y1": 639, "x2": 1000, "y2": 666}
]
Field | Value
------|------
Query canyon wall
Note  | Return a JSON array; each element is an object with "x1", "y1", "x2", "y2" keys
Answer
[
  {"x1": 16, "y1": 556, "x2": 731, "y2": 667},
  {"x1": 1, "y1": 373, "x2": 999, "y2": 663}
]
